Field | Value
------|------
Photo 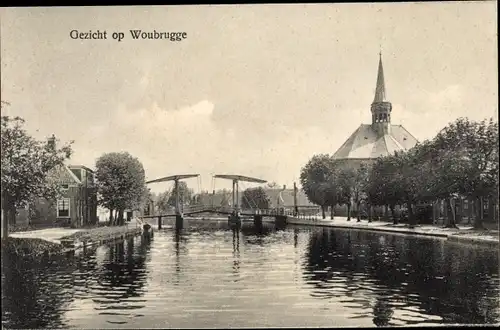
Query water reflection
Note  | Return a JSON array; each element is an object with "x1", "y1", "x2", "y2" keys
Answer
[
  {"x1": 96, "y1": 238, "x2": 149, "y2": 301},
  {"x1": 294, "y1": 228, "x2": 299, "y2": 248},
  {"x1": 304, "y1": 228, "x2": 500, "y2": 326},
  {"x1": 232, "y1": 227, "x2": 240, "y2": 254},
  {"x1": 373, "y1": 297, "x2": 394, "y2": 326},
  {"x1": 172, "y1": 228, "x2": 187, "y2": 284},
  {"x1": 240, "y1": 221, "x2": 274, "y2": 245},
  {"x1": 232, "y1": 228, "x2": 240, "y2": 277},
  {"x1": 1, "y1": 252, "x2": 74, "y2": 329},
  {"x1": 2, "y1": 224, "x2": 499, "y2": 328},
  {"x1": 2, "y1": 235, "x2": 152, "y2": 329}
]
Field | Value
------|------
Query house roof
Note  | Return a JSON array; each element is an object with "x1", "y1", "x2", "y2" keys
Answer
[
  {"x1": 47, "y1": 165, "x2": 82, "y2": 185},
  {"x1": 333, "y1": 124, "x2": 418, "y2": 160},
  {"x1": 68, "y1": 165, "x2": 95, "y2": 174}
]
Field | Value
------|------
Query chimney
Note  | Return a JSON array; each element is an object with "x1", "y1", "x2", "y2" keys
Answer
[
  {"x1": 283, "y1": 185, "x2": 286, "y2": 190},
  {"x1": 47, "y1": 134, "x2": 56, "y2": 150}
]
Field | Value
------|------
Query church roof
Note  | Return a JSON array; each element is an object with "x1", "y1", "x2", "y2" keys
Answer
[{"x1": 332, "y1": 124, "x2": 418, "y2": 160}]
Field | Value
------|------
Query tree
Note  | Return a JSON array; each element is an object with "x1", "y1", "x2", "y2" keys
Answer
[
  {"x1": 336, "y1": 168, "x2": 355, "y2": 220},
  {"x1": 367, "y1": 156, "x2": 407, "y2": 224},
  {"x1": 156, "y1": 190, "x2": 171, "y2": 214},
  {"x1": 95, "y1": 152, "x2": 146, "y2": 226},
  {"x1": 365, "y1": 162, "x2": 387, "y2": 220},
  {"x1": 241, "y1": 187, "x2": 271, "y2": 209},
  {"x1": 322, "y1": 168, "x2": 341, "y2": 220},
  {"x1": 139, "y1": 186, "x2": 152, "y2": 211},
  {"x1": 361, "y1": 146, "x2": 426, "y2": 227},
  {"x1": 140, "y1": 190, "x2": 157, "y2": 215},
  {"x1": 384, "y1": 148, "x2": 427, "y2": 228},
  {"x1": 166, "y1": 181, "x2": 194, "y2": 210},
  {"x1": 417, "y1": 140, "x2": 464, "y2": 228},
  {"x1": 428, "y1": 118, "x2": 498, "y2": 229},
  {"x1": 1, "y1": 114, "x2": 72, "y2": 237},
  {"x1": 349, "y1": 163, "x2": 370, "y2": 222},
  {"x1": 300, "y1": 154, "x2": 337, "y2": 219}
]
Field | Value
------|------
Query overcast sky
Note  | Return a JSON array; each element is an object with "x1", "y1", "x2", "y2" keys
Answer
[{"x1": 1, "y1": 3, "x2": 497, "y2": 193}]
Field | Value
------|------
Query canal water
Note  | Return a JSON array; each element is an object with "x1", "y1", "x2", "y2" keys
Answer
[{"x1": 2, "y1": 220, "x2": 499, "y2": 328}]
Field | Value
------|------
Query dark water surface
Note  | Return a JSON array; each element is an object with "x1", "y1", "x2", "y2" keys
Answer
[{"x1": 2, "y1": 220, "x2": 499, "y2": 328}]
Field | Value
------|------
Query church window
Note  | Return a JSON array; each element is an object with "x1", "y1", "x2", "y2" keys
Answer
[{"x1": 383, "y1": 113, "x2": 387, "y2": 121}]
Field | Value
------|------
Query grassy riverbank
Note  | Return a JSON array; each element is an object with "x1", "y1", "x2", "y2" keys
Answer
[
  {"x1": 4, "y1": 225, "x2": 142, "y2": 260},
  {"x1": 59, "y1": 225, "x2": 141, "y2": 242},
  {"x1": 1, "y1": 237, "x2": 65, "y2": 258}
]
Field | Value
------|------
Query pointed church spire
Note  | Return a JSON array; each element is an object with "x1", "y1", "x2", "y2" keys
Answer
[
  {"x1": 373, "y1": 52, "x2": 387, "y2": 103},
  {"x1": 370, "y1": 52, "x2": 392, "y2": 135}
]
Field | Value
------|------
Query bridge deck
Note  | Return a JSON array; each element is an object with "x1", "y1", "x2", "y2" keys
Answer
[{"x1": 140, "y1": 205, "x2": 320, "y2": 219}]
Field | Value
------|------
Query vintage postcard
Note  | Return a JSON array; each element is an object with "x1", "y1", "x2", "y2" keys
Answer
[{"x1": 1, "y1": 3, "x2": 498, "y2": 329}]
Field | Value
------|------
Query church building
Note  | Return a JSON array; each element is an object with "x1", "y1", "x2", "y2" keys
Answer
[{"x1": 333, "y1": 54, "x2": 418, "y2": 167}]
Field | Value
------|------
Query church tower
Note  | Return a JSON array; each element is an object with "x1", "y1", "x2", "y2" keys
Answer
[
  {"x1": 332, "y1": 53, "x2": 418, "y2": 167},
  {"x1": 371, "y1": 52, "x2": 392, "y2": 136}
]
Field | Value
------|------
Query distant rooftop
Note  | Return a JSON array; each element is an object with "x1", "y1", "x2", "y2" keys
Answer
[{"x1": 68, "y1": 164, "x2": 95, "y2": 173}]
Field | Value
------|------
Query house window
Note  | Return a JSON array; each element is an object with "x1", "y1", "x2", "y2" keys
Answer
[
  {"x1": 57, "y1": 198, "x2": 71, "y2": 217},
  {"x1": 61, "y1": 184, "x2": 69, "y2": 191}
]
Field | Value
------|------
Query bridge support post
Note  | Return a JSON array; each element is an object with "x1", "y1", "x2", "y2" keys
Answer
[
  {"x1": 158, "y1": 216, "x2": 162, "y2": 230},
  {"x1": 275, "y1": 215, "x2": 287, "y2": 230},
  {"x1": 228, "y1": 213, "x2": 241, "y2": 227},
  {"x1": 253, "y1": 215, "x2": 263, "y2": 228},
  {"x1": 175, "y1": 214, "x2": 184, "y2": 230}
]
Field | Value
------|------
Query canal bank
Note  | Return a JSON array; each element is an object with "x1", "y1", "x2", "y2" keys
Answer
[
  {"x1": 6, "y1": 224, "x2": 145, "y2": 258},
  {"x1": 287, "y1": 216, "x2": 499, "y2": 247},
  {"x1": 58, "y1": 225, "x2": 143, "y2": 252}
]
